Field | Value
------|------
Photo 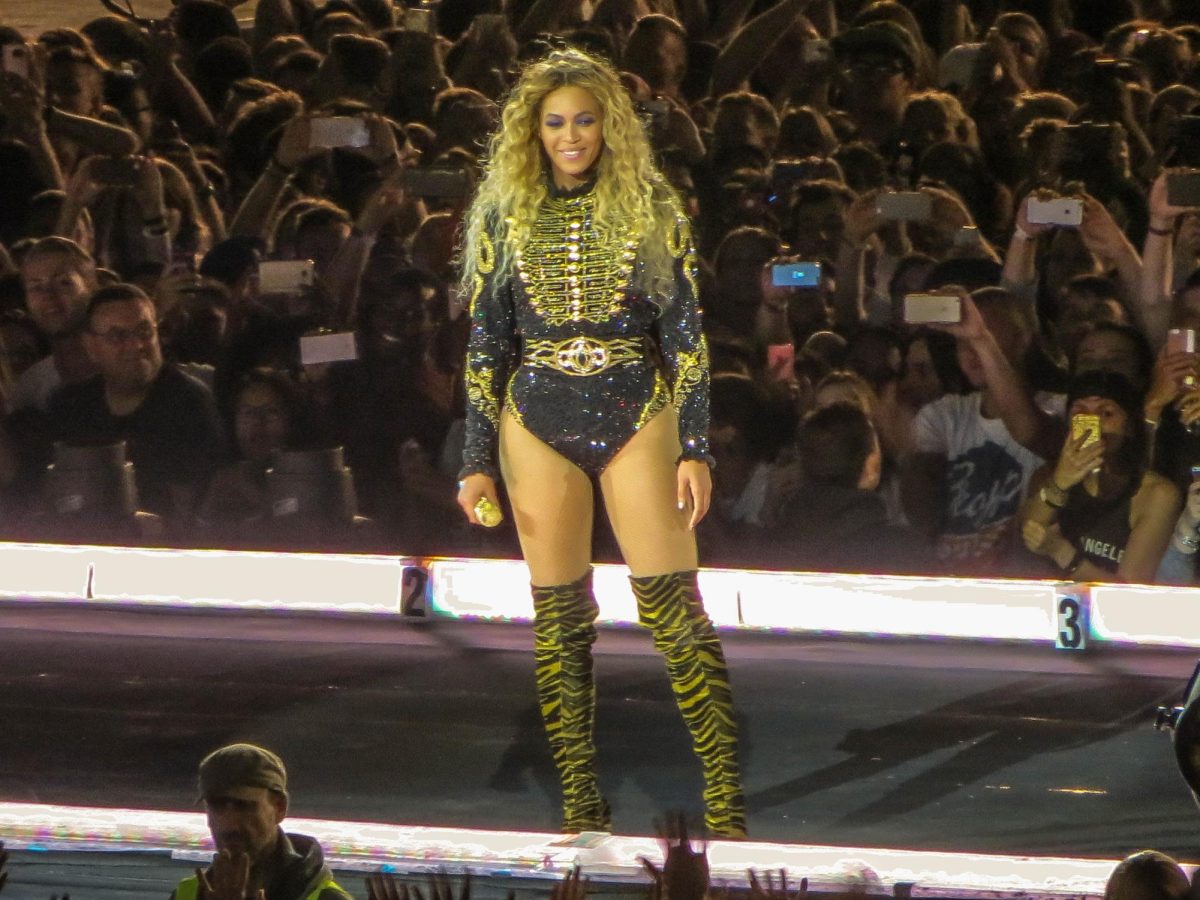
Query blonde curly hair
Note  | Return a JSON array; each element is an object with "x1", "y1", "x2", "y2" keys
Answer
[{"x1": 459, "y1": 46, "x2": 684, "y2": 305}]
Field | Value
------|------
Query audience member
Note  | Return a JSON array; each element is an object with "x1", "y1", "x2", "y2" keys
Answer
[
  {"x1": 46, "y1": 283, "x2": 224, "y2": 523},
  {"x1": 902, "y1": 288, "x2": 1061, "y2": 574},
  {"x1": 766, "y1": 402, "x2": 934, "y2": 573},
  {"x1": 1103, "y1": 850, "x2": 1190, "y2": 900},
  {"x1": 172, "y1": 743, "x2": 353, "y2": 900},
  {"x1": 1021, "y1": 370, "x2": 1179, "y2": 581},
  {"x1": 11, "y1": 237, "x2": 98, "y2": 412}
]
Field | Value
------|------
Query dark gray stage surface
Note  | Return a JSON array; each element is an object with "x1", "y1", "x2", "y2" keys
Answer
[{"x1": 1, "y1": 601, "x2": 1197, "y2": 893}]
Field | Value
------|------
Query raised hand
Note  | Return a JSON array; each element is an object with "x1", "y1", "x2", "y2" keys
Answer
[
  {"x1": 131, "y1": 156, "x2": 167, "y2": 220},
  {"x1": 749, "y1": 869, "x2": 807, "y2": 900},
  {"x1": 641, "y1": 813, "x2": 709, "y2": 900},
  {"x1": 550, "y1": 865, "x2": 587, "y2": 900},
  {"x1": 355, "y1": 171, "x2": 408, "y2": 236},
  {"x1": 0, "y1": 68, "x2": 46, "y2": 137},
  {"x1": 273, "y1": 116, "x2": 317, "y2": 171},
  {"x1": 1078, "y1": 194, "x2": 1129, "y2": 261},
  {"x1": 1051, "y1": 428, "x2": 1105, "y2": 491},
  {"x1": 1145, "y1": 345, "x2": 1197, "y2": 422},
  {"x1": 367, "y1": 872, "x2": 409, "y2": 900},
  {"x1": 196, "y1": 850, "x2": 263, "y2": 900},
  {"x1": 1149, "y1": 171, "x2": 1195, "y2": 226},
  {"x1": 843, "y1": 191, "x2": 884, "y2": 247}
]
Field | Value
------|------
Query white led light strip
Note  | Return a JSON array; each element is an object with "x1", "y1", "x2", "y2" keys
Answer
[
  {"x1": 0, "y1": 802, "x2": 1135, "y2": 898},
  {"x1": 2, "y1": 541, "x2": 1200, "y2": 648}
]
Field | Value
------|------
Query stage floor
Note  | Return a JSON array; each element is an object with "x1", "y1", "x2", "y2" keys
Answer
[{"x1": 1, "y1": 601, "x2": 1198, "y2": 893}]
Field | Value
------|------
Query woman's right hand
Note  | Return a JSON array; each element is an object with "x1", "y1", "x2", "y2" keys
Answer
[
  {"x1": 1146, "y1": 347, "x2": 1198, "y2": 421},
  {"x1": 457, "y1": 473, "x2": 499, "y2": 525},
  {"x1": 1179, "y1": 390, "x2": 1200, "y2": 429},
  {"x1": 1052, "y1": 429, "x2": 1105, "y2": 491}
]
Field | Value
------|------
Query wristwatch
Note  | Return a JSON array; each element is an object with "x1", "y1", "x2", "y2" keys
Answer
[{"x1": 1039, "y1": 481, "x2": 1067, "y2": 508}]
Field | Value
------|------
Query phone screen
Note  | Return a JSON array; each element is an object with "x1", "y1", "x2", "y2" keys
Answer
[{"x1": 771, "y1": 262, "x2": 821, "y2": 288}]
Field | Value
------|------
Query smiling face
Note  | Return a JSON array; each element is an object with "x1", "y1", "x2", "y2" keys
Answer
[{"x1": 539, "y1": 85, "x2": 604, "y2": 190}]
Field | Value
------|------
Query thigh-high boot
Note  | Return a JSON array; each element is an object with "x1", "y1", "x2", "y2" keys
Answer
[
  {"x1": 531, "y1": 570, "x2": 610, "y2": 832},
  {"x1": 630, "y1": 570, "x2": 745, "y2": 838}
]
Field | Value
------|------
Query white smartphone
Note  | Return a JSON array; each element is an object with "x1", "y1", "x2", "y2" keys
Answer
[
  {"x1": 308, "y1": 116, "x2": 371, "y2": 150},
  {"x1": 903, "y1": 293, "x2": 962, "y2": 325},
  {"x1": 1, "y1": 43, "x2": 30, "y2": 80},
  {"x1": 258, "y1": 259, "x2": 316, "y2": 294},
  {"x1": 300, "y1": 331, "x2": 358, "y2": 365},
  {"x1": 1167, "y1": 327, "x2": 1197, "y2": 356},
  {"x1": 877, "y1": 191, "x2": 933, "y2": 222},
  {"x1": 1027, "y1": 197, "x2": 1084, "y2": 227}
]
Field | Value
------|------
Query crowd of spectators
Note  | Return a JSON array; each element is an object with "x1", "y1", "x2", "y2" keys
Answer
[{"x1": 6, "y1": 0, "x2": 1200, "y2": 582}]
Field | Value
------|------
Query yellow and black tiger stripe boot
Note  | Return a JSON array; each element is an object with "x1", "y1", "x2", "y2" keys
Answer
[
  {"x1": 630, "y1": 570, "x2": 746, "y2": 838},
  {"x1": 531, "y1": 570, "x2": 611, "y2": 833}
]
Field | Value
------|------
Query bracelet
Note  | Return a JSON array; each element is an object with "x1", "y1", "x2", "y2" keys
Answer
[
  {"x1": 195, "y1": 181, "x2": 215, "y2": 200},
  {"x1": 1038, "y1": 484, "x2": 1065, "y2": 509},
  {"x1": 1148, "y1": 223, "x2": 1174, "y2": 237},
  {"x1": 1174, "y1": 534, "x2": 1200, "y2": 555},
  {"x1": 1013, "y1": 224, "x2": 1034, "y2": 242},
  {"x1": 1145, "y1": 416, "x2": 1160, "y2": 430},
  {"x1": 142, "y1": 215, "x2": 166, "y2": 227},
  {"x1": 1177, "y1": 525, "x2": 1200, "y2": 548}
]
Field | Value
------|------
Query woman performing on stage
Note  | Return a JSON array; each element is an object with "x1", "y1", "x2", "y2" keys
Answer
[{"x1": 455, "y1": 47, "x2": 745, "y2": 838}]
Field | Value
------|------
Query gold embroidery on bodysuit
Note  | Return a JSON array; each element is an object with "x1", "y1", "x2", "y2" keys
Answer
[
  {"x1": 514, "y1": 193, "x2": 639, "y2": 325},
  {"x1": 666, "y1": 206, "x2": 700, "y2": 301},
  {"x1": 466, "y1": 365, "x2": 500, "y2": 427},
  {"x1": 469, "y1": 232, "x2": 496, "y2": 314},
  {"x1": 636, "y1": 369, "x2": 671, "y2": 430},
  {"x1": 505, "y1": 371, "x2": 524, "y2": 427},
  {"x1": 671, "y1": 336, "x2": 709, "y2": 412}
]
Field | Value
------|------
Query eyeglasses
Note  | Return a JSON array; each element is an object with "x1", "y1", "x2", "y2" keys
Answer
[{"x1": 89, "y1": 322, "x2": 157, "y2": 345}]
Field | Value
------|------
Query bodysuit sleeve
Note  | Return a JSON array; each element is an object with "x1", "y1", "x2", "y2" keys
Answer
[
  {"x1": 656, "y1": 209, "x2": 713, "y2": 466},
  {"x1": 459, "y1": 230, "x2": 516, "y2": 481}
]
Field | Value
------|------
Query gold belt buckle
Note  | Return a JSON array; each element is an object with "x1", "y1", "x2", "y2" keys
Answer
[{"x1": 556, "y1": 338, "x2": 610, "y2": 375}]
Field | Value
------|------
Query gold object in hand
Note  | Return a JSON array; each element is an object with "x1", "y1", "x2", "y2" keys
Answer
[{"x1": 474, "y1": 497, "x2": 503, "y2": 527}]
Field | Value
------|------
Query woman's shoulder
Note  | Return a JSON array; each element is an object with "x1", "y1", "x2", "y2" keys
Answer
[{"x1": 1133, "y1": 470, "x2": 1181, "y2": 513}]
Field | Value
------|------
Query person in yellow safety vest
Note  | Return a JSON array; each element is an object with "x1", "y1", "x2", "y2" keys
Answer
[{"x1": 170, "y1": 743, "x2": 352, "y2": 900}]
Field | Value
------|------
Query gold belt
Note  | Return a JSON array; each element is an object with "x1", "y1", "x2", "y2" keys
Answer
[{"x1": 523, "y1": 336, "x2": 645, "y2": 376}]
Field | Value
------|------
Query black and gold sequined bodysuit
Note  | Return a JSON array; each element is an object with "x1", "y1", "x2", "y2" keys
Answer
[{"x1": 460, "y1": 184, "x2": 710, "y2": 479}]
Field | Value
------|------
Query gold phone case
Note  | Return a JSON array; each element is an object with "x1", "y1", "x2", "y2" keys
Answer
[{"x1": 1071, "y1": 413, "x2": 1101, "y2": 447}]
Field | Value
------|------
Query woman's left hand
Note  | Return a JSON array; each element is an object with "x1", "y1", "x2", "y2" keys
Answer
[{"x1": 677, "y1": 460, "x2": 712, "y2": 530}]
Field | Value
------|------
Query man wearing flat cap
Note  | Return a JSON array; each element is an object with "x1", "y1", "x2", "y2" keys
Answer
[
  {"x1": 832, "y1": 21, "x2": 920, "y2": 151},
  {"x1": 170, "y1": 743, "x2": 352, "y2": 900}
]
